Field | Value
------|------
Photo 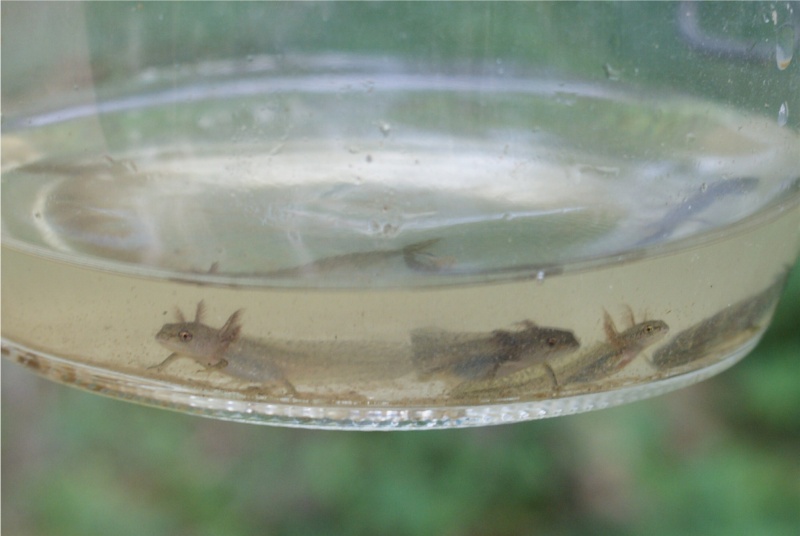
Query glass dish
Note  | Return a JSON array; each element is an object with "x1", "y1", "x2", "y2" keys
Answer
[{"x1": 3, "y1": 2, "x2": 799, "y2": 429}]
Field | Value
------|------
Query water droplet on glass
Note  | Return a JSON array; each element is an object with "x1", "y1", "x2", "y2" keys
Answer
[
  {"x1": 778, "y1": 101, "x2": 789, "y2": 127},
  {"x1": 776, "y1": 23, "x2": 795, "y2": 70}
]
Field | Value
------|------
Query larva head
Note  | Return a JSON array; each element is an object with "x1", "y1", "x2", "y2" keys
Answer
[
  {"x1": 628, "y1": 319, "x2": 670, "y2": 347},
  {"x1": 155, "y1": 320, "x2": 223, "y2": 367},
  {"x1": 154, "y1": 301, "x2": 240, "y2": 367}
]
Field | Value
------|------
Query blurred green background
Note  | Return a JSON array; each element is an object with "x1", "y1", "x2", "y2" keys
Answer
[
  {"x1": 3, "y1": 3, "x2": 800, "y2": 535},
  {"x1": 3, "y1": 265, "x2": 799, "y2": 536}
]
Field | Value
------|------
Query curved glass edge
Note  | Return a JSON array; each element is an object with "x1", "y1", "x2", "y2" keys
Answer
[
  {"x1": 2, "y1": 178, "x2": 798, "y2": 291},
  {"x1": 1, "y1": 337, "x2": 757, "y2": 430}
]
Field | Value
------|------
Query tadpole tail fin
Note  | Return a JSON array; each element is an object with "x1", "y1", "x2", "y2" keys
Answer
[{"x1": 402, "y1": 238, "x2": 452, "y2": 273}]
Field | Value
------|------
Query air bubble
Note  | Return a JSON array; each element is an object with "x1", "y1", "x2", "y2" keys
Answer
[
  {"x1": 778, "y1": 102, "x2": 788, "y2": 127},
  {"x1": 776, "y1": 23, "x2": 795, "y2": 70}
]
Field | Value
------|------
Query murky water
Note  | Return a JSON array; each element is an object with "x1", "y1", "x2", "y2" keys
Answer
[{"x1": 3, "y1": 70, "x2": 799, "y2": 428}]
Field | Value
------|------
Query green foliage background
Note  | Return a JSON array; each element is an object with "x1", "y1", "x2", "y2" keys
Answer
[{"x1": 3, "y1": 3, "x2": 799, "y2": 534}]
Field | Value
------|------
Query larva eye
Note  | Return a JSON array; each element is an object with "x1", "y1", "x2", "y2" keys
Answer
[
  {"x1": 645, "y1": 324, "x2": 654, "y2": 333},
  {"x1": 547, "y1": 337, "x2": 558, "y2": 346},
  {"x1": 179, "y1": 330, "x2": 193, "y2": 342}
]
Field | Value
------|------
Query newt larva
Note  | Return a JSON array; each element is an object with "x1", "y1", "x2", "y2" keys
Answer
[
  {"x1": 651, "y1": 268, "x2": 791, "y2": 370},
  {"x1": 150, "y1": 302, "x2": 419, "y2": 401},
  {"x1": 151, "y1": 301, "x2": 298, "y2": 396},
  {"x1": 170, "y1": 238, "x2": 452, "y2": 286},
  {"x1": 451, "y1": 310, "x2": 669, "y2": 400},
  {"x1": 262, "y1": 238, "x2": 448, "y2": 278},
  {"x1": 556, "y1": 310, "x2": 669, "y2": 385},
  {"x1": 410, "y1": 321, "x2": 580, "y2": 382},
  {"x1": 636, "y1": 177, "x2": 759, "y2": 247}
]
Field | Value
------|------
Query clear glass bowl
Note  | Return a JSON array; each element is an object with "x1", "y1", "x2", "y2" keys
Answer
[{"x1": 3, "y1": 2, "x2": 799, "y2": 429}]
